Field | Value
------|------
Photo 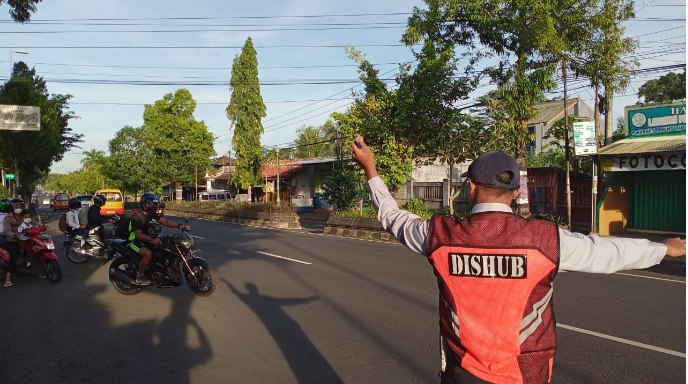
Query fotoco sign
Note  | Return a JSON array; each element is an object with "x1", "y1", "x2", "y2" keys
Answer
[
  {"x1": 0, "y1": 105, "x2": 41, "y2": 131},
  {"x1": 601, "y1": 151, "x2": 686, "y2": 172}
]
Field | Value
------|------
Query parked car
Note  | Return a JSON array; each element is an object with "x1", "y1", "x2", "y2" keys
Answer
[
  {"x1": 53, "y1": 193, "x2": 70, "y2": 212},
  {"x1": 75, "y1": 194, "x2": 93, "y2": 209},
  {"x1": 95, "y1": 189, "x2": 124, "y2": 216},
  {"x1": 197, "y1": 192, "x2": 230, "y2": 202}
]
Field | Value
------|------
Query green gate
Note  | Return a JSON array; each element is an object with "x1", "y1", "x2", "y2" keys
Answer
[{"x1": 631, "y1": 170, "x2": 686, "y2": 232}]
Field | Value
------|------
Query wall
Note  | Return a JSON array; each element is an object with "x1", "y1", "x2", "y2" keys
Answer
[
  {"x1": 409, "y1": 161, "x2": 470, "y2": 183},
  {"x1": 533, "y1": 100, "x2": 600, "y2": 154}
]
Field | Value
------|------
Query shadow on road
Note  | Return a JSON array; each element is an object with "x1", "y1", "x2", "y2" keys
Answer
[{"x1": 224, "y1": 279, "x2": 343, "y2": 384}]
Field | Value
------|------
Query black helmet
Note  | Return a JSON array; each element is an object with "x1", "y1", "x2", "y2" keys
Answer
[
  {"x1": 68, "y1": 197, "x2": 82, "y2": 210},
  {"x1": 93, "y1": 194, "x2": 106, "y2": 206},
  {"x1": 139, "y1": 192, "x2": 160, "y2": 213},
  {"x1": 9, "y1": 198, "x2": 25, "y2": 211}
]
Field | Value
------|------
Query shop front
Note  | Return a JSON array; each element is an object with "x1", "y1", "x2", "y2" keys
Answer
[{"x1": 597, "y1": 101, "x2": 686, "y2": 235}]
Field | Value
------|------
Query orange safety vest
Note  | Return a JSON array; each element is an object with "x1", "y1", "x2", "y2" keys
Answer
[{"x1": 427, "y1": 212, "x2": 560, "y2": 384}]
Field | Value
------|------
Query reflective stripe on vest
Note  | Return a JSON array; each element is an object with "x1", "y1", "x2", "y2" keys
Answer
[{"x1": 427, "y1": 212, "x2": 559, "y2": 384}]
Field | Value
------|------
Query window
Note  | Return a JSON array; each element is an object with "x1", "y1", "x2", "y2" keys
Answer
[{"x1": 201, "y1": 195, "x2": 209, "y2": 201}]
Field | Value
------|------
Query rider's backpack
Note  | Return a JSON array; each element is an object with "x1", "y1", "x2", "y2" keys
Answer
[{"x1": 58, "y1": 212, "x2": 68, "y2": 232}]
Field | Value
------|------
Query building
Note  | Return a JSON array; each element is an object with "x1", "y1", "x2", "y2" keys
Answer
[
  {"x1": 254, "y1": 157, "x2": 339, "y2": 211},
  {"x1": 596, "y1": 100, "x2": 686, "y2": 235},
  {"x1": 205, "y1": 156, "x2": 235, "y2": 192},
  {"x1": 526, "y1": 98, "x2": 597, "y2": 154}
]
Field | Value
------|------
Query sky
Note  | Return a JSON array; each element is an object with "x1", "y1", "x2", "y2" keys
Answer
[{"x1": 0, "y1": 0, "x2": 685, "y2": 174}]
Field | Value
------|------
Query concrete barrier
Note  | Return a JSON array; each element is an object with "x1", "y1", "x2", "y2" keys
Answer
[
  {"x1": 323, "y1": 216, "x2": 397, "y2": 243},
  {"x1": 165, "y1": 206, "x2": 302, "y2": 230}
]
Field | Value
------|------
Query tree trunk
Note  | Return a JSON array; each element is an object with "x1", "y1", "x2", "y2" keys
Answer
[
  {"x1": 604, "y1": 89, "x2": 613, "y2": 145},
  {"x1": 563, "y1": 60, "x2": 572, "y2": 229}
]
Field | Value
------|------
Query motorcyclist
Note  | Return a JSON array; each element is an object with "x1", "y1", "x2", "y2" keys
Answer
[
  {"x1": 2, "y1": 199, "x2": 27, "y2": 287},
  {"x1": 85, "y1": 194, "x2": 111, "y2": 246},
  {"x1": 115, "y1": 192, "x2": 190, "y2": 286},
  {"x1": 65, "y1": 198, "x2": 82, "y2": 238}
]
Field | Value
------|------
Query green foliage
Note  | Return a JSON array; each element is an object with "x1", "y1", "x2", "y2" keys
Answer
[
  {"x1": 166, "y1": 200, "x2": 294, "y2": 213},
  {"x1": 142, "y1": 89, "x2": 215, "y2": 186},
  {"x1": 332, "y1": 203, "x2": 470, "y2": 221},
  {"x1": 1, "y1": 0, "x2": 42, "y2": 23},
  {"x1": 321, "y1": 169, "x2": 365, "y2": 210},
  {"x1": 332, "y1": 207, "x2": 379, "y2": 219},
  {"x1": 638, "y1": 71, "x2": 686, "y2": 103},
  {"x1": 101, "y1": 126, "x2": 154, "y2": 194},
  {"x1": 227, "y1": 37, "x2": 266, "y2": 189},
  {"x1": 43, "y1": 164, "x2": 113, "y2": 194},
  {"x1": 80, "y1": 149, "x2": 105, "y2": 169},
  {"x1": 294, "y1": 120, "x2": 336, "y2": 158},
  {"x1": 0, "y1": 62, "x2": 83, "y2": 197},
  {"x1": 403, "y1": 198, "x2": 426, "y2": 212},
  {"x1": 0, "y1": 184, "x2": 8, "y2": 199}
]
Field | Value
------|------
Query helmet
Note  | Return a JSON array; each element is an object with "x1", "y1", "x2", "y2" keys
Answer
[
  {"x1": 93, "y1": 194, "x2": 106, "y2": 206},
  {"x1": 68, "y1": 197, "x2": 82, "y2": 210},
  {"x1": 9, "y1": 198, "x2": 25, "y2": 211},
  {"x1": 139, "y1": 192, "x2": 160, "y2": 214}
]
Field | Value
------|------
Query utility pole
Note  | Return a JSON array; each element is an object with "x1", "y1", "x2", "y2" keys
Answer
[
  {"x1": 563, "y1": 59, "x2": 572, "y2": 229},
  {"x1": 276, "y1": 148, "x2": 280, "y2": 204},
  {"x1": 195, "y1": 163, "x2": 198, "y2": 202}
]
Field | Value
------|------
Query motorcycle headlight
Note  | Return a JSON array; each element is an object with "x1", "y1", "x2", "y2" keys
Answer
[{"x1": 174, "y1": 232, "x2": 194, "y2": 249}]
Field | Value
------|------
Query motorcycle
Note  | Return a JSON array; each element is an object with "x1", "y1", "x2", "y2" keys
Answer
[
  {"x1": 62, "y1": 215, "x2": 119, "y2": 264},
  {"x1": 107, "y1": 224, "x2": 216, "y2": 296},
  {"x1": 0, "y1": 225, "x2": 62, "y2": 283}
]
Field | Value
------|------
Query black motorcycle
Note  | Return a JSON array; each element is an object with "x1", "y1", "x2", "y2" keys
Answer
[{"x1": 107, "y1": 225, "x2": 216, "y2": 296}]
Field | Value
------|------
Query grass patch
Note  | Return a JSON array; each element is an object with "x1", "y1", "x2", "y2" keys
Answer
[{"x1": 331, "y1": 199, "x2": 470, "y2": 221}]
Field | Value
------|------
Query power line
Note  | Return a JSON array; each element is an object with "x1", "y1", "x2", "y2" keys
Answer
[
  {"x1": 0, "y1": 60, "x2": 405, "y2": 70},
  {"x1": 0, "y1": 44, "x2": 412, "y2": 50},
  {"x1": 0, "y1": 25, "x2": 408, "y2": 34},
  {"x1": 70, "y1": 99, "x2": 354, "y2": 106},
  {"x1": 1, "y1": 12, "x2": 413, "y2": 22}
]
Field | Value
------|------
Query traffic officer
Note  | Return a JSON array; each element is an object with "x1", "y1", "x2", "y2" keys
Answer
[{"x1": 350, "y1": 135, "x2": 686, "y2": 384}]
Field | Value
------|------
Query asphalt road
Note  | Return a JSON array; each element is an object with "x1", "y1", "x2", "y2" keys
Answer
[{"x1": 0, "y1": 208, "x2": 684, "y2": 384}]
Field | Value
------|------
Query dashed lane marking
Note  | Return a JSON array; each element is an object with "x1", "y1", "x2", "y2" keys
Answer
[{"x1": 256, "y1": 251, "x2": 312, "y2": 265}]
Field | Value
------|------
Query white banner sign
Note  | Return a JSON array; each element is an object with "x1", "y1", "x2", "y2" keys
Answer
[
  {"x1": 605, "y1": 152, "x2": 686, "y2": 172},
  {"x1": 572, "y1": 121, "x2": 598, "y2": 155},
  {"x1": 0, "y1": 105, "x2": 40, "y2": 131}
]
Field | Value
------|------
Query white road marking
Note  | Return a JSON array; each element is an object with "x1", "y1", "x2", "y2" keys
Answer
[
  {"x1": 557, "y1": 323, "x2": 686, "y2": 358},
  {"x1": 190, "y1": 235, "x2": 206, "y2": 240},
  {"x1": 614, "y1": 272, "x2": 685, "y2": 283},
  {"x1": 256, "y1": 251, "x2": 312, "y2": 265}
]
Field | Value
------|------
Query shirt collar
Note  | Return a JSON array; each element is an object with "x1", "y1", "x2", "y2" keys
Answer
[{"x1": 471, "y1": 203, "x2": 513, "y2": 215}]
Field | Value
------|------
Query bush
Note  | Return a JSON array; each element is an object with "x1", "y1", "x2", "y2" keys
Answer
[
  {"x1": 331, "y1": 199, "x2": 471, "y2": 221},
  {"x1": 165, "y1": 200, "x2": 295, "y2": 213},
  {"x1": 322, "y1": 170, "x2": 365, "y2": 210}
]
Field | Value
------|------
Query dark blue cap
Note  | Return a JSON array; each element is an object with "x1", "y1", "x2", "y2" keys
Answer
[{"x1": 461, "y1": 150, "x2": 520, "y2": 190}]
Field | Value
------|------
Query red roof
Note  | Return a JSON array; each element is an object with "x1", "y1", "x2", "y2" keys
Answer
[{"x1": 261, "y1": 162, "x2": 304, "y2": 180}]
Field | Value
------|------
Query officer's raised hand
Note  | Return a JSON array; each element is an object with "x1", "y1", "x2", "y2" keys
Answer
[{"x1": 351, "y1": 135, "x2": 379, "y2": 180}]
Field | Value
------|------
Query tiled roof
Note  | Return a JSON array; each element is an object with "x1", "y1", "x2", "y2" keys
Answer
[
  {"x1": 211, "y1": 156, "x2": 235, "y2": 166},
  {"x1": 597, "y1": 133, "x2": 686, "y2": 155},
  {"x1": 527, "y1": 98, "x2": 580, "y2": 125},
  {"x1": 261, "y1": 162, "x2": 304, "y2": 180}
]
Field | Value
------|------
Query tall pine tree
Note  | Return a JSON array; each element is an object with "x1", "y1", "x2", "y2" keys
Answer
[{"x1": 227, "y1": 37, "x2": 266, "y2": 189}]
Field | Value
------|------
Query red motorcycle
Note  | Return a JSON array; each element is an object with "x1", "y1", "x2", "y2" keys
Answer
[{"x1": 0, "y1": 225, "x2": 62, "y2": 283}]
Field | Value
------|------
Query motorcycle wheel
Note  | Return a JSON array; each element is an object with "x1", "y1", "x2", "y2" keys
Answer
[
  {"x1": 66, "y1": 240, "x2": 89, "y2": 264},
  {"x1": 43, "y1": 260, "x2": 62, "y2": 284},
  {"x1": 184, "y1": 259, "x2": 216, "y2": 297},
  {"x1": 109, "y1": 258, "x2": 141, "y2": 295}
]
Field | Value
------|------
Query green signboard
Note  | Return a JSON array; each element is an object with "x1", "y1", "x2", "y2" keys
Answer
[
  {"x1": 5, "y1": 173, "x2": 15, "y2": 180},
  {"x1": 626, "y1": 102, "x2": 686, "y2": 137}
]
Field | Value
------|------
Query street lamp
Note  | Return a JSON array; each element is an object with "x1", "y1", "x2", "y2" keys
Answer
[
  {"x1": 275, "y1": 148, "x2": 280, "y2": 204},
  {"x1": 9, "y1": 50, "x2": 28, "y2": 75}
]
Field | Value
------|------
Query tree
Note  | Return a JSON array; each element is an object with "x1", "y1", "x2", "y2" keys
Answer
[
  {"x1": 541, "y1": 115, "x2": 594, "y2": 174},
  {"x1": 405, "y1": 0, "x2": 565, "y2": 167},
  {"x1": 0, "y1": 62, "x2": 82, "y2": 197},
  {"x1": 322, "y1": 169, "x2": 366, "y2": 210},
  {"x1": 638, "y1": 71, "x2": 686, "y2": 103},
  {"x1": 572, "y1": 0, "x2": 637, "y2": 145},
  {"x1": 101, "y1": 126, "x2": 154, "y2": 195},
  {"x1": 141, "y1": 89, "x2": 215, "y2": 187},
  {"x1": 80, "y1": 148, "x2": 105, "y2": 169},
  {"x1": 1, "y1": 0, "x2": 42, "y2": 23},
  {"x1": 294, "y1": 120, "x2": 336, "y2": 158},
  {"x1": 227, "y1": 37, "x2": 266, "y2": 189}
]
